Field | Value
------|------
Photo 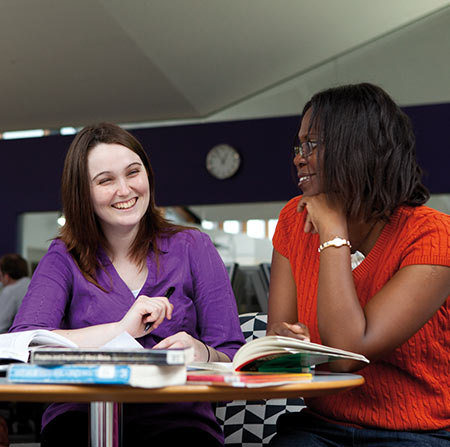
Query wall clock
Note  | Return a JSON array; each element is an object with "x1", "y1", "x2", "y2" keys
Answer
[{"x1": 205, "y1": 144, "x2": 241, "y2": 180}]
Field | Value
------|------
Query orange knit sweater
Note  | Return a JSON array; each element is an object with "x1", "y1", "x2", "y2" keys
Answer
[{"x1": 273, "y1": 197, "x2": 450, "y2": 431}]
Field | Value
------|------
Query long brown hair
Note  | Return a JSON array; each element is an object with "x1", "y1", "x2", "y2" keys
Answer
[{"x1": 59, "y1": 122, "x2": 188, "y2": 288}]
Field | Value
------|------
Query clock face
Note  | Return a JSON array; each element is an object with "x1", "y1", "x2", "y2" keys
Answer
[{"x1": 206, "y1": 144, "x2": 241, "y2": 179}]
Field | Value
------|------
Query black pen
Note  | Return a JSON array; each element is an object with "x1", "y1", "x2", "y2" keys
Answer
[{"x1": 144, "y1": 286, "x2": 175, "y2": 333}]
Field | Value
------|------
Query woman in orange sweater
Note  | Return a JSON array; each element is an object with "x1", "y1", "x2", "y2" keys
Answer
[{"x1": 267, "y1": 83, "x2": 450, "y2": 446}]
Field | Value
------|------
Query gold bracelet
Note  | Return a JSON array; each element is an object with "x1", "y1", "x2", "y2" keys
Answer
[{"x1": 318, "y1": 237, "x2": 351, "y2": 253}]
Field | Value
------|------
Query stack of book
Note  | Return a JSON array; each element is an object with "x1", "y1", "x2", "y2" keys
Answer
[
  {"x1": 0, "y1": 330, "x2": 193, "y2": 388},
  {"x1": 1, "y1": 331, "x2": 369, "y2": 389},
  {"x1": 187, "y1": 335, "x2": 369, "y2": 387}
]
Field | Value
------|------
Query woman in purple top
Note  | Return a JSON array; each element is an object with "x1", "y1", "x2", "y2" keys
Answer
[{"x1": 10, "y1": 122, "x2": 245, "y2": 446}]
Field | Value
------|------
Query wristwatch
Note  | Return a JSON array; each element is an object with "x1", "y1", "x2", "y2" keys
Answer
[{"x1": 318, "y1": 237, "x2": 352, "y2": 253}]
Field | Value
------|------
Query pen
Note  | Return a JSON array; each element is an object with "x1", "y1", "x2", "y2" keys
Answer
[{"x1": 144, "y1": 286, "x2": 175, "y2": 333}]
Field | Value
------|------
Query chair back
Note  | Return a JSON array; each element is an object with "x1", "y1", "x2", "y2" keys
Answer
[{"x1": 215, "y1": 312, "x2": 305, "y2": 446}]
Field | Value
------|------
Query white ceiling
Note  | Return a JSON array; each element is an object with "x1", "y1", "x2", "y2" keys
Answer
[{"x1": 1, "y1": 0, "x2": 450, "y2": 132}]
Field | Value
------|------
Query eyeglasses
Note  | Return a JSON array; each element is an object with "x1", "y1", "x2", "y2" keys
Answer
[{"x1": 293, "y1": 141, "x2": 319, "y2": 158}]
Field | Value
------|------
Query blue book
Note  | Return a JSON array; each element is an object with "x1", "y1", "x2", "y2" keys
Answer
[{"x1": 7, "y1": 363, "x2": 186, "y2": 388}]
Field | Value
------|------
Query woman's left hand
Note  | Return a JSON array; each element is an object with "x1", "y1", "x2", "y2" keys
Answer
[
  {"x1": 297, "y1": 193, "x2": 347, "y2": 238},
  {"x1": 153, "y1": 331, "x2": 210, "y2": 361}
]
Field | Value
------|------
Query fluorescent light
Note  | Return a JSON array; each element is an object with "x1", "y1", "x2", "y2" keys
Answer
[
  {"x1": 60, "y1": 127, "x2": 77, "y2": 135},
  {"x1": 2, "y1": 129, "x2": 45, "y2": 140}
]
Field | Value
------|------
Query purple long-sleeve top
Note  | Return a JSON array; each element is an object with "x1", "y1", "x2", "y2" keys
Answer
[{"x1": 11, "y1": 229, "x2": 245, "y2": 443}]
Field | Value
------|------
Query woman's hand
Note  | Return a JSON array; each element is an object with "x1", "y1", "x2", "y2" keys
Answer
[
  {"x1": 266, "y1": 321, "x2": 310, "y2": 342},
  {"x1": 153, "y1": 331, "x2": 212, "y2": 361},
  {"x1": 297, "y1": 193, "x2": 347, "y2": 238},
  {"x1": 53, "y1": 294, "x2": 173, "y2": 347},
  {"x1": 118, "y1": 295, "x2": 173, "y2": 338}
]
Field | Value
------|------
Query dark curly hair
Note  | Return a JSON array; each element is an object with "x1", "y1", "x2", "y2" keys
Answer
[{"x1": 300, "y1": 83, "x2": 429, "y2": 221}]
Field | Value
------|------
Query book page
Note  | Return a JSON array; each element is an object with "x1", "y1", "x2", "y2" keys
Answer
[
  {"x1": 101, "y1": 331, "x2": 143, "y2": 349},
  {"x1": 0, "y1": 330, "x2": 77, "y2": 363}
]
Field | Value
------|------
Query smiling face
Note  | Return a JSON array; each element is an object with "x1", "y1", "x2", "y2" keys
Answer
[
  {"x1": 88, "y1": 143, "x2": 150, "y2": 236},
  {"x1": 294, "y1": 108, "x2": 322, "y2": 196}
]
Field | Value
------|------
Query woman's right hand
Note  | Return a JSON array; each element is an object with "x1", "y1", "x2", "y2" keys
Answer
[
  {"x1": 266, "y1": 321, "x2": 310, "y2": 342},
  {"x1": 118, "y1": 295, "x2": 173, "y2": 338}
]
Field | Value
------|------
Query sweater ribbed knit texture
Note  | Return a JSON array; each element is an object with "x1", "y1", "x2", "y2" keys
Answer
[{"x1": 273, "y1": 197, "x2": 450, "y2": 431}]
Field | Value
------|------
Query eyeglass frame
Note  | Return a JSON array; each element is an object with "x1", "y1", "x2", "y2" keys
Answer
[{"x1": 293, "y1": 140, "x2": 319, "y2": 158}]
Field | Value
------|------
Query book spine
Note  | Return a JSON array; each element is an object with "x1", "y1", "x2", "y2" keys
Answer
[
  {"x1": 30, "y1": 350, "x2": 188, "y2": 366},
  {"x1": 8, "y1": 364, "x2": 134, "y2": 384},
  {"x1": 31, "y1": 353, "x2": 169, "y2": 365}
]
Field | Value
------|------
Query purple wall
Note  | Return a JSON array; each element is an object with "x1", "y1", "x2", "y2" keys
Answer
[
  {"x1": 1, "y1": 104, "x2": 449, "y2": 255},
  {"x1": 404, "y1": 103, "x2": 450, "y2": 194}
]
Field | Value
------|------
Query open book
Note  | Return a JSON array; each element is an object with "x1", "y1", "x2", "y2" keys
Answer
[
  {"x1": 231, "y1": 336, "x2": 369, "y2": 372},
  {"x1": 2, "y1": 330, "x2": 191, "y2": 388},
  {"x1": 0, "y1": 329, "x2": 193, "y2": 366},
  {"x1": 0, "y1": 330, "x2": 78, "y2": 363},
  {"x1": 190, "y1": 335, "x2": 369, "y2": 376},
  {"x1": 188, "y1": 336, "x2": 368, "y2": 387}
]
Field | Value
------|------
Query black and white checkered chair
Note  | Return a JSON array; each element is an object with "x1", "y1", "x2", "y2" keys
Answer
[{"x1": 215, "y1": 312, "x2": 305, "y2": 446}]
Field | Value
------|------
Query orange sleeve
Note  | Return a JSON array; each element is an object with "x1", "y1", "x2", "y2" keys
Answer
[
  {"x1": 272, "y1": 196, "x2": 302, "y2": 258},
  {"x1": 400, "y1": 208, "x2": 450, "y2": 268}
]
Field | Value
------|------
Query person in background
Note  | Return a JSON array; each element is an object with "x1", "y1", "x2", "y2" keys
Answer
[
  {"x1": 10, "y1": 122, "x2": 245, "y2": 447},
  {"x1": 267, "y1": 83, "x2": 450, "y2": 446},
  {"x1": 0, "y1": 254, "x2": 30, "y2": 333},
  {"x1": 0, "y1": 254, "x2": 31, "y2": 446}
]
